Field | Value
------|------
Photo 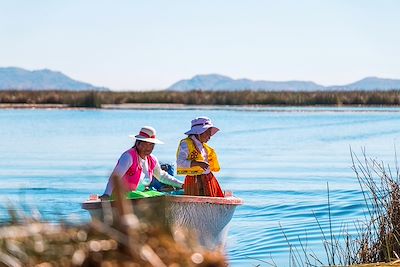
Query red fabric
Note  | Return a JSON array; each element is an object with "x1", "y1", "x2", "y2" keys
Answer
[
  {"x1": 183, "y1": 172, "x2": 224, "y2": 197},
  {"x1": 139, "y1": 131, "x2": 155, "y2": 138}
]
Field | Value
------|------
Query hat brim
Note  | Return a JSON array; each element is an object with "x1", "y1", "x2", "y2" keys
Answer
[
  {"x1": 128, "y1": 135, "x2": 164, "y2": 144},
  {"x1": 184, "y1": 126, "x2": 219, "y2": 136}
]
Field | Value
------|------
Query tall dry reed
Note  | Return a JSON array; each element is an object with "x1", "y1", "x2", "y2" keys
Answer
[
  {"x1": 350, "y1": 148, "x2": 400, "y2": 264},
  {"x1": 279, "y1": 149, "x2": 400, "y2": 267},
  {"x1": 2, "y1": 90, "x2": 400, "y2": 107}
]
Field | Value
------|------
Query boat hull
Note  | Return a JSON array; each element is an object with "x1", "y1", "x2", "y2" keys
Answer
[{"x1": 82, "y1": 194, "x2": 242, "y2": 249}]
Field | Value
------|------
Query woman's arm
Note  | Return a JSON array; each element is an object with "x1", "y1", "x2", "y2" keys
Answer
[
  {"x1": 176, "y1": 141, "x2": 191, "y2": 169},
  {"x1": 153, "y1": 159, "x2": 183, "y2": 188},
  {"x1": 101, "y1": 152, "x2": 132, "y2": 197},
  {"x1": 177, "y1": 139, "x2": 209, "y2": 171}
]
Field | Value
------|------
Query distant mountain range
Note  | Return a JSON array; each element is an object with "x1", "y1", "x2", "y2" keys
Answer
[
  {"x1": 1, "y1": 67, "x2": 400, "y2": 91},
  {"x1": 168, "y1": 74, "x2": 400, "y2": 91},
  {"x1": 0, "y1": 67, "x2": 108, "y2": 91}
]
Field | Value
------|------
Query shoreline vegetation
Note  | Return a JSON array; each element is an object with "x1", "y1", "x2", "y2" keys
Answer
[
  {"x1": 1, "y1": 90, "x2": 400, "y2": 109},
  {"x1": 283, "y1": 151, "x2": 400, "y2": 267}
]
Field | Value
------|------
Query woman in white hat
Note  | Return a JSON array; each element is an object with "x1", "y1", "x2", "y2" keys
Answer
[
  {"x1": 176, "y1": 117, "x2": 224, "y2": 197},
  {"x1": 100, "y1": 126, "x2": 183, "y2": 200}
]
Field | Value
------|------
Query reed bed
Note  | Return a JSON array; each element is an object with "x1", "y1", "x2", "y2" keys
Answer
[
  {"x1": 350, "y1": 149, "x2": 400, "y2": 264},
  {"x1": 2, "y1": 90, "x2": 400, "y2": 107},
  {"x1": 280, "y1": 149, "x2": 400, "y2": 267},
  {"x1": 0, "y1": 177, "x2": 226, "y2": 266}
]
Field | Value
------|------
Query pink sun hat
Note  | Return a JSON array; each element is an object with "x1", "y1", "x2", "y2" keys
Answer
[
  {"x1": 184, "y1": 117, "x2": 219, "y2": 136},
  {"x1": 129, "y1": 126, "x2": 164, "y2": 144}
]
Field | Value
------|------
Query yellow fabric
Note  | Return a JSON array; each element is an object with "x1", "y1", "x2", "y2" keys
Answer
[{"x1": 176, "y1": 137, "x2": 220, "y2": 175}]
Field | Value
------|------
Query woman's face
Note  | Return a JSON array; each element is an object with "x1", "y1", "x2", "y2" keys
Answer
[
  {"x1": 198, "y1": 128, "x2": 212, "y2": 143},
  {"x1": 136, "y1": 141, "x2": 155, "y2": 157}
]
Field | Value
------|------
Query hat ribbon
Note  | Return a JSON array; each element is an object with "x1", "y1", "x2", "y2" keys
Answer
[
  {"x1": 192, "y1": 122, "x2": 211, "y2": 127},
  {"x1": 139, "y1": 131, "x2": 156, "y2": 138}
]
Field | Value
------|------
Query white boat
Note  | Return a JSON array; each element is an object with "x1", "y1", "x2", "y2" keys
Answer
[{"x1": 82, "y1": 190, "x2": 243, "y2": 249}]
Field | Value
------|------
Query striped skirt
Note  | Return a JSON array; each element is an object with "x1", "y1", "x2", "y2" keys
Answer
[{"x1": 183, "y1": 172, "x2": 224, "y2": 197}]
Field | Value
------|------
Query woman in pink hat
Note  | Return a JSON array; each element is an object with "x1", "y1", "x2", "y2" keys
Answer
[
  {"x1": 100, "y1": 126, "x2": 183, "y2": 200},
  {"x1": 176, "y1": 117, "x2": 224, "y2": 197}
]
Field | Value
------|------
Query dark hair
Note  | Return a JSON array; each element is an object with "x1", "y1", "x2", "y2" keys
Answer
[{"x1": 134, "y1": 140, "x2": 142, "y2": 147}]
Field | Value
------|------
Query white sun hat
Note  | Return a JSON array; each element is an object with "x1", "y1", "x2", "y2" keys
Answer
[
  {"x1": 184, "y1": 117, "x2": 219, "y2": 136},
  {"x1": 129, "y1": 126, "x2": 164, "y2": 144}
]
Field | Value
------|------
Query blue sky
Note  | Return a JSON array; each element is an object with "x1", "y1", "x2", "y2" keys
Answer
[{"x1": 1, "y1": 0, "x2": 399, "y2": 90}]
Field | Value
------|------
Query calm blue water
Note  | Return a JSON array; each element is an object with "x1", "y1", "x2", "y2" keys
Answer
[{"x1": 1, "y1": 107, "x2": 400, "y2": 266}]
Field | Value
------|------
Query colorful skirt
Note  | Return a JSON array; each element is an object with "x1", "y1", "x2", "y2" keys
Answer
[{"x1": 183, "y1": 172, "x2": 224, "y2": 197}]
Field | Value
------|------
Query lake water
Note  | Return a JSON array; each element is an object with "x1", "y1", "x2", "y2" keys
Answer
[{"x1": 1, "y1": 107, "x2": 400, "y2": 266}]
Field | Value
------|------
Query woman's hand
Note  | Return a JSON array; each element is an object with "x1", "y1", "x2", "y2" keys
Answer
[{"x1": 191, "y1": 160, "x2": 209, "y2": 170}]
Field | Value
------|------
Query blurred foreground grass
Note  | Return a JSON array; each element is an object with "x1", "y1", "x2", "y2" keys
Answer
[
  {"x1": 0, "y1": 182, "x2": 226, "y2": 267},
  {"x1": 0, "y1": 218, "x2": 225, "y2": 266}
]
